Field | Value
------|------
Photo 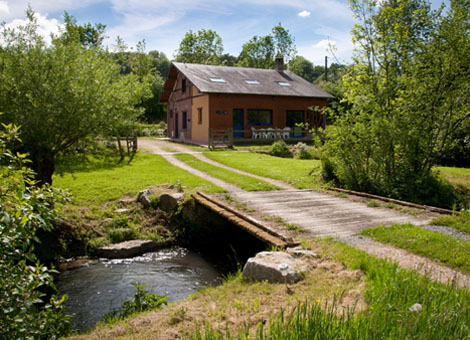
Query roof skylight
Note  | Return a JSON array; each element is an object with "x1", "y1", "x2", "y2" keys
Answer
[
  {"x1": 245, "y1": 79, "x2": 260, "y2": 85},
  {"x1": 210, "y1": 77, "x2": 226, "y2": 83},
  {"x1": 277, "y1": 81, "x2": 292, "y2": 87}
]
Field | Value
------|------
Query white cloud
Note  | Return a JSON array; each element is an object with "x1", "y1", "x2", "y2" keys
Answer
[
  {"x1": 0, "y1": 1, "x2": 9, "y2": 15},
  {"x1": 314, "y1": 39, "x2": 335, "y2": 49},
  {"x1": 4, "y1": 12, "x2": 63, "y2": 45},
  {"x1": 1, "y1": 0, "x2": 104, "y2": 21},
  {"x1": 297, "y1": 10, "x2": 310, "y2": 18}
]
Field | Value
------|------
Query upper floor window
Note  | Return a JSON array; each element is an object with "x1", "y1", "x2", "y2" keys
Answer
[{"x1": 182, "y1": 78, "x2": 187, "y2": 93}]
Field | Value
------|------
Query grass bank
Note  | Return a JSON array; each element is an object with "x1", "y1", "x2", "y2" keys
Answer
[
  {"x1": 203, "y1": 152, "x2": 322, "y2": 189},
  {"x1": 432, "y1": 211, "x2": 470, "y2": 234},
  {"x1": 360, "y1": 224, "x2": 470, "y2": 273},
  {"x1": 174, "y1": 153, "x2": 281, "y2": 191},
  {"x1": 52, "y1": 153, "x2": 225, "y2": 256},
  {"x1": 54, "y1": 153, "x2": 224, "y2": 205}
]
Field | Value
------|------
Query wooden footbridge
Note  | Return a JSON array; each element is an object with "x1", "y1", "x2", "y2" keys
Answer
[
  {"x1": 192, "y1": 192, "x2": 298, "y2": 248},
  {"x1": 192, "y1": 189, "x2": 435, "y2": 248}
]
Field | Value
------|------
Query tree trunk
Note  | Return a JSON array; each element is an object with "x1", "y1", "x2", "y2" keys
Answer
[{"x1": 30, "y1": 149, "x2": 55, "y2": 186}]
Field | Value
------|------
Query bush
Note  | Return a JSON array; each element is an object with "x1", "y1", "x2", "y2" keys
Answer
[
  {"x1": 101, "y1": 283, "x2": 167, "y2": 323},
  {"x1": 0, "y1": 123, "x2": 71, "y2": 338},
  {"x1": 293, "y1": 142, "x2": 313, "y2": 159},
  {"x1": 135, "y1": 123, "x2": 167, "y2": 137},
  {"x1": 270, "y1": 140, "x2": 291, "y2": 158}
]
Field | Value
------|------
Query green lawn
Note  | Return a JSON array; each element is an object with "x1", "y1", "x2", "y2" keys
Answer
[
  {"x1": 54, "y1": 153, "x2": 225, "y2": 205},
  {"x1": 203, "y1": 152, "x2": 322, "y2": 189},
  {"x1": 174, "y1": 153, "x2": 281, "y2": 191},
  {"x1": 360, "y1": 224, "x2": 470, "y2": 273},
  {"x1": 437, "y1": 166, "x2": 470, "y2": 186},
  {"x1": 432, "y1": 211, "x2": 470, "y2": 235}
]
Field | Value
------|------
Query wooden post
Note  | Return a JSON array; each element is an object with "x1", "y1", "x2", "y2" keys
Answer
[
  {"x1": 208, "y1": 128, "x2": 213, "y2": 150},
  {"x1": 228, "y1": 128, "x2": 234, "y2": 148}
]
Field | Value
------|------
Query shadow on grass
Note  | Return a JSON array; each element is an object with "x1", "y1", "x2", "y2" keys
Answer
[{"x1": 55, "y1": 149, "x2": 136, "y2": 175}]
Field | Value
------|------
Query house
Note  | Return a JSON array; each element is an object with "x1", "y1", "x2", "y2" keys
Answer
[{"x1": 159, "y1": 59, "x2": 334, "y2": 145}]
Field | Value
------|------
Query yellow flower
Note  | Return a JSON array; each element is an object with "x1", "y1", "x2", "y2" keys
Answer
[{"x1": 316, "y1": 299, "x2": 321, "y2": 303}]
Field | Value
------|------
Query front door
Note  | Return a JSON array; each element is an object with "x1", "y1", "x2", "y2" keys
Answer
[
  {"x1": 233, "y1": 109, "x2": 244, "y2": 138},
  {"x1": 286, "y1": 110, "x2": 304, "y2": 138},
  {"x1": 175, "y1": 113, "x2": 179, "y2": 138}
]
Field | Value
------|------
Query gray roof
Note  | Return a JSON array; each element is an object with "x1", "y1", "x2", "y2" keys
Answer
[{"x1": 170, "y1": 62, "x2": 334, "y2": 99}]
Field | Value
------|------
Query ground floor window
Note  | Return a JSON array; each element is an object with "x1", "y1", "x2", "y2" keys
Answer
[
  {"x1": 197, "y1": 108, "x2": 202, "y2": 124},
  {"x1": 247, "y1": 109, "x2": 272, "y2": 125},
  {"x1": 183, "y1": 111, "x2": 187, "y2": 130}
]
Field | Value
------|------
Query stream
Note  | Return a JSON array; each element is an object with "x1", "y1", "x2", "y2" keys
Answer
[{"x1": 57, "y1": 247, "x2": 222, "y2": 333}]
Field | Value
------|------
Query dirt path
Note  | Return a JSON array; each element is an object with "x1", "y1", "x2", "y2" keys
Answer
[
  {"x1": 138, "y1": 138, "x2": 469, "y2": 287},
  {"x1": 338, "y1": 235, "x2": 470, "y2": 288},
  {"x1": 138, "y1": 138, "x2": 242, "y2": 192},
  {"x1": 139, "y1": 138, "x2": 292, "y2": 189}
]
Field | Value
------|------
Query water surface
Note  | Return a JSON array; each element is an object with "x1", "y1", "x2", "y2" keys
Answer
[{"x1": 57, "y1": 247, "x2": 222, "y2": 332}]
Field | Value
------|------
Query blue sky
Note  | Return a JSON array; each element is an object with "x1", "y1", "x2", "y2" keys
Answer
[{"x1": 0, "y1": 0, "x2": 449, "y2": 66}]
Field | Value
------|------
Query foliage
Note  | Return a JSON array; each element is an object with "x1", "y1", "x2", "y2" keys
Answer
[
  {"x1": 270, "y1": 140, "x2": 291, "y2": 158},
  {"x1": 135, "y1": 123, "x2": 167, "y2": 137},
  {"x1": 237, "y1": 35, "x2": 275, "y2": 69},
  {"x1": 175, "y1": 29, "x2": 223, "y2": 65},
  {"x1": 0, "y1": 9, "x2": 150, "y2": 185},
  {"x1": 101, "y1": 283, "x2": 167, "y2": 323},
  {"x1": 293, "y1": 142, "x2": 313, "y2": 160},
  {"x1": 288, "y1": 56, "x2": 323, "y2": 83},
  {"x1": 0, "y1": 123, "x2": 71, "y2": 339},
  {"x1": 321, "y1": 0, "x2": 470, "y2": 208},
  {"x1": 111, "y1": 39, "x2": 166, "y2": 123},
  {"x1": 238, "y1": 23, "x2": 296, "y2": 69},
  {"x1": 61, "y1": 12, "x2": 106, "y2": 48}
]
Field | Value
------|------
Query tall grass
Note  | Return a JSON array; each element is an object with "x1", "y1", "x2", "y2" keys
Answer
[{"x1": 190, "y1": 241, "x2": 470, "y2": 340}]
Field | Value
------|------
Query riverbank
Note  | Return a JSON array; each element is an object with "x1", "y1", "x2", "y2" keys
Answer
[{"x1": 66, "y1": 238, "x2": 470, "y2": 340}]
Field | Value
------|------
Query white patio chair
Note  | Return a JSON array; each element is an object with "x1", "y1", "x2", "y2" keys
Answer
[
  {"x1": 259, "y1": 128, "x2": 268, "y2": 139},
  {"x1": 267, "y1": 127, "x2": 275, "y2": 139},
  {"x1": 282, "y1": 127, "x2": 290, "y2": 139},
  {"x1": 251, "y1": 127, "x2": 261, "y2": 139}
]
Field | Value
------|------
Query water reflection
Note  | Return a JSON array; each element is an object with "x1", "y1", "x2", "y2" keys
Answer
[{"x1": 57, "y1": 247, "x2": 222, "y2": 332}]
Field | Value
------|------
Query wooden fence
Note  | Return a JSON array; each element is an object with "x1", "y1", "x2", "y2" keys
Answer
[{"x1": 208, "y1": 128, "x2": 313, "y2": 149}]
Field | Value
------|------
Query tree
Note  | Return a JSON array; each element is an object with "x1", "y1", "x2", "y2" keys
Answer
[
  {"x1": 271, "y1": 23, "x2": 297, "y2": 64},
  {"x1": 288, "y1": 56, "x2": 317, "y2": 82},
  {"x1": 149, "y1": 50, "x2": 171, "y2": 78},
  {"x1": 0, "y1": 9, "x2": 150, "y2": 185},
  {"x1": 238, "y1": 23, "x2": 296, "y2": 69},
  {"x1": 0, "y1": 122, "x2": 71, "y2": 338},
  {"x1": 237, "y1": 35, "x2": 275, "y2": 68},
  {"x1": 321, "y1": 0, "x2": 470, "y2": 208},
  {"x1": 175, "y1": 29, "x2": 223, "y2": 64},
  {"x1": 61, "y1": 12, "x2": 106, "y2": 48}
]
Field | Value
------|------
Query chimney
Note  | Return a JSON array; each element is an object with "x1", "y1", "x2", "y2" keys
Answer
[{"x1": 275, "y1": 57, "x2": 284, "y2": 71}]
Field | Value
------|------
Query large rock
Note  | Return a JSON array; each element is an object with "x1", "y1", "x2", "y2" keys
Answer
[
  {"x1": 159, "y1": 193, "x2": 184, "y2": 213},
  {"x1": 137, "y1": 189, "x2": 153, "y2": 208},
  {"x1": 242, "y1": 251, "x2": 307, "y2": 283},
  {"x1": 96, "y1": 240, "x2": 158, "y2": 259}
]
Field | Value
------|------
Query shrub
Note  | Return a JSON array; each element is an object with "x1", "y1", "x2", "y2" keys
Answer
[
  {"x1": 270, "y1": 140, "x2": 291, "y2": 158},
  {"x1": 101, "y1": 283, "x2": 167, "y2": 323},
  {"x1": 0, "y1": 123, "x2": 71, "y2": 338},
  {"x1": 293, "y1": 142, "x2": 313, "y2": 159}
]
